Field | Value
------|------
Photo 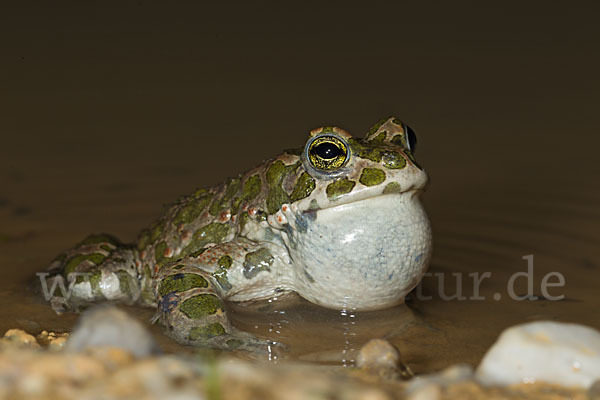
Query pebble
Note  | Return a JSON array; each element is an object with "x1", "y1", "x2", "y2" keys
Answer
[
  {"x1": 476, "y1": 321, "x2": 600, "y2": 389},
  {"x1": 356, "y1": 338, "x2": 412, "y2": 379},
  {"x1": 37, "y1": 330, "x2": 69, "y2": 350},
  {"x1": 405, "y1": 364, "x2": 473, "y2": 397},
  {"x1": 1, "y1": 329, "x2": 40, "y2": 349},
  {"x1": 65, "y1": 306, "x2": 159, "y2": 357}
]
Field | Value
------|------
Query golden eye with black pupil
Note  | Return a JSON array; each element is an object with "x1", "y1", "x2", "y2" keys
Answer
[{"x1": 308, "y1": 136, "x2": 348, "y2": 171}]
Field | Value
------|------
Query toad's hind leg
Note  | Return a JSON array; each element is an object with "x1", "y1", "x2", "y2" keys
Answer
[
  {"x1": 44, "y1": 234, "x2": 153, "y2": 312},
  {"x1": 155, "y1": 256, "x2": 278, "y2": 353}
]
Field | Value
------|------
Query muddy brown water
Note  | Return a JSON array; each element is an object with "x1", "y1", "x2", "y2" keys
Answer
[{"x1": 1, "y1": 2, "x2": 599, "y2": 375}]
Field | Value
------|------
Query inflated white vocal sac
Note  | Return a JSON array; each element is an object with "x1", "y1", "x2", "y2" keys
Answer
[{"x1": 476, "y1": 321, "x2": 600, "y2": 389}]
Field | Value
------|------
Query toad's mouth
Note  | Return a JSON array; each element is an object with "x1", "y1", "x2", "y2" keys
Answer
[
  {"x1": 315, "y1": 187, "x2": 425, "y2": 214},
  {"x1": 308, "y1": 165, "x2": 429, "y2": 214}
]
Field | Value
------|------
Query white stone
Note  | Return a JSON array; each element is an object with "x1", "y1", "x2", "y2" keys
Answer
[
  {"x1": 66, "y1": 306, "x2": 158, "y2": 357},
  {"x1": 476, "y1": 321, "x2": 600, "y2": 388}
]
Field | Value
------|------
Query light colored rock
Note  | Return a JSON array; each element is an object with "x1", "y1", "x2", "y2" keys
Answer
[
  {"x1": 1, "y1": 329, "x2": 40, "y2": 349},
  {"x1": 405, "y1": 383, "x2": 441, "y2": 400},
  {"x1": 217, "y1": 358, "x2": 395, "y2": 400},
  {"x1": 356, "y1": 338, "x2": 412, "y2": 379},
  {"x1": 476, "y1": 321, "x2": 600, "y2": 388},
  {"x1": 357, "y1": 339, "x2": 400, "y2": 370},
  {"x1": 405, "y1": 364, "x2": 473, "y2": 395},
  {"x1": 37, "y1": 330, "x2": 69, "y2": 350},
  {"x1": 65, "y1": 306, "x2": 158, "y2": 357},
  {"x1": 47, "y1": 336, "x2": 68, "y2": 351}
]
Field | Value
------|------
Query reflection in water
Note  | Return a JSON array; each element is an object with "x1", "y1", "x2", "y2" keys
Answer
[
  {"x1": 339, "y1": 307, "x2": 357, "y2": 367},
  {"x1": 265, "y1": 296, "x2": 288, "y2": 362}
]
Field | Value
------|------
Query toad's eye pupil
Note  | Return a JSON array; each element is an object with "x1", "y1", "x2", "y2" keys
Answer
[
  {"x1": 404, "y1": 124, "x2": 417, "y2": 153},
  {"x1": 312, "y1": 142, "x2": 343, "y2": 159}
]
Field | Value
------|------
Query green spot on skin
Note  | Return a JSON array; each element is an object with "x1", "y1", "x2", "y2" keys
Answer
[
  {"x1": 213, "y1": 254, "x2": 234, "y2": 290},
  {"x1": 381, "y1": 151, "x2": 407, "y2": 170},
  {"x1": 389, "y1": 134, "x2": 421, "y2": 169},
  {"x1": 265, "y1": 161, "x2": 283, "y2": 186},
  {"x1": 209, "y1": 177, "x2": 241, "y2": 216},
  {"x1": 173, "y1": 264, "x2": 185, "y2": 270},
  {"x1": 158, "y1": 273, "x2": 208, "y2": 296},
  {"x1": 347, "y1": 138, "x2": 385, "y2": 163},
  {"x1": 367, "y1": 117, "x2": 389, "y2": 136},
  {"x1": 239, "y1": 212, "x2": 250, "y2": 231},
  {"x1": 79, "y1": 234, "x2": 120, "y2": 247},
  {"x1": 89, "y1": 269, "x2": 103, "y2": 296},
  {"x1": 180, "y1": 294, "x2": 223, "y2": 318},
  {"x1": 181, "y1": 223, "x2": 230, "y2": 258},
  {"x1": 326, "y1": 178, "x2": 356, "y2": 200},
  {"x1": 116, "y1": 271, "x2": 132, "y2": 296},
  {"x1": 383, "y1": 182, "x2": 402, "y2": 194},
  {"x1": 242, "y1": 175, "x2": 262, "y2": 200},
  {"x1": 391, "y1": 134, "x2": 407, "y2": 148},
  {"x1": 243, "y1": 248, "x2": 274, "y2": 279},
  {"x1": 137, "y1": 229, "x2": 151, "y2": 251},
  {"x1": 232, "y1": 174, "x2": 262, "y2": 214},
  {"x1": 173, "y1": 194, "x2": 213, "y2": 225},
  {"x1": 150, "y1": 220, "x2": 165, "y2": 242},
  {"x1": 230, "y1": 197, "x2": 242, "y2": 215},
  {"x1": 140, "y1": 264, "x2": 155, "y2": 304},
  {"x1": 218, "y1": 255, "x2": 232, "y2": 269},
  {"x1": 100, "y1": 244, "x2": 113, "y2": 253},
  {"x1": 208, "y1": 198, "x2": 220, "y2": 216},
  {"x1": 392, "y1": 117, "x2": 403, "y2": 125},
  {"x1": 290, "y1": 172, "x2": 316, "y2": 202},
  {"x1": 154, "y1": 241, "x2": 168, "y2": 264},
  {"x1": 265, "y1": 160, "x2": 300, "y2": 214},
  {"x1": 63, "y1": 253, "x2": 107, "y2": 277},
  {"x1": 359, "y1": 168, "x2": 386, "y2": 186},
  {"x1": 189, "y1": 323, "x2": 227, "y2": 340},
  {"x1": 320, "y1": 126, "x2": 335, "y2": 133}
]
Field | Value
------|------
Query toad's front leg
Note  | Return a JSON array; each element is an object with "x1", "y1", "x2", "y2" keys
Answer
[{"x1": 154, "y1": 242, "x2": 285, "y2": 354}]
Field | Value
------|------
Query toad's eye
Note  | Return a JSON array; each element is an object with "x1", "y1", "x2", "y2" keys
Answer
[
  {"x1": 403, "y1": 124, "x2": 417, "y2": 153},
  {"x1": 307, "y1": 136, "x2": 349, "y2": 171}
]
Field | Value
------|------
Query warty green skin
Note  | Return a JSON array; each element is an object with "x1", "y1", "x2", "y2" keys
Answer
[{"x1": 45, "y1": 117, "x2": 431, "y2": 352}]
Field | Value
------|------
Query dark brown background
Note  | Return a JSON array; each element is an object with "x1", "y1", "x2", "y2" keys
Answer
[{"x1": 1, "y1": 1, "x2": 599, "y2": 368}]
